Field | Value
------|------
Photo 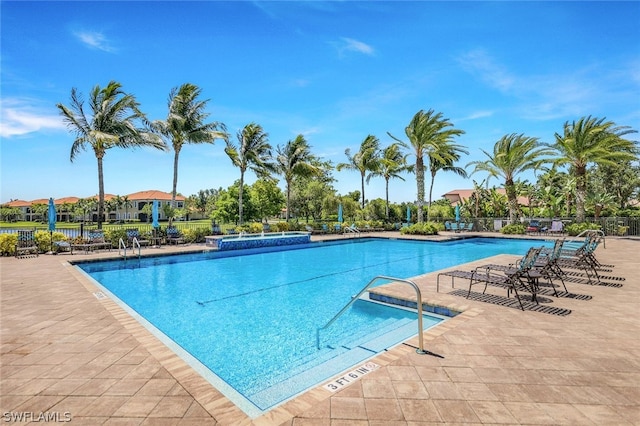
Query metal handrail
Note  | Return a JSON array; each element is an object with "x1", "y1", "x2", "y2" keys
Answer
[
  {"x1": 118, "y1": 238, "x2": 126, "y2": 258},
  {"x1": 317, "y1": 275, "x2": 427, "y2": 355},
  {"x1": 574, "y1": 229, "x2": 606, "y2": 248},
  {"x1": 132, "y1": 237, "x2": 141, "y2": 258}
]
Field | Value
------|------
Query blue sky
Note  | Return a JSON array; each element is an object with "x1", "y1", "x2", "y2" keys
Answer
[{"x1": 2, "y1": 1, "x2": 639, "y2": 204}]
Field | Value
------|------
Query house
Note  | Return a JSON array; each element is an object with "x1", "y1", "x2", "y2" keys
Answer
[
  {"x1": 442, "y1": 189, "x2": 530, "y2": 207},
  {"x1": 1, "y1": 190, "x2": 185, "y2": 223}
]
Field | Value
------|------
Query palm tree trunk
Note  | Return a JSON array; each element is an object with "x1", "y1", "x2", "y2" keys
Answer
[
  {"x1": 286, "y1": 179, "x2": 291, "y2": 221},
  {"x1": 575, "y1": 168, "x2": 587, "y2": 222},
  {"x1": 170, "y1": 148, "x2": 181, "y2": 226},
  {"x1": 360, "y1": 172, "x2": 366, "y2": 209},
  {"x1": 416, "y1": 157, "x2": 425, "y2": 223},
  {"x1": 505, "y1": 180, "x2": 517, "y2": 222},
  {"x1": 427, "y1": 170, "x2": 436, "y2": 222},
  {"x1": 97, "y1": 155, "x2": 104, "y2": 229},
  {"x1": 238, "y1": 171, "x2": 244, "y2": 225},
  {"x1": 385, "y1": 177, "x2": 390, "y2": 221}
]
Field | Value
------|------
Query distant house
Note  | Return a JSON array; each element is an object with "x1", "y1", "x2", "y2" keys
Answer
[
  {"x1": 442, "y1": 188, "x2": 530, "y2": 207},
  {"x1": 1, "y1": 190, "x2": 185, "y2": 223}
]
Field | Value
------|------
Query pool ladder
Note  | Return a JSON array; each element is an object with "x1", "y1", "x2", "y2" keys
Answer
[
  {"x1": 316, "y1": 275, "x2": 428, "y2": 355},
  {"x1": 118, "y1": 237, "x2": 141, "y2": 260}
]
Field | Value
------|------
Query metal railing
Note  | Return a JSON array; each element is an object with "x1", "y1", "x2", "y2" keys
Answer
[{"x1": 316, "y1": 275, "x2": 428, "y2": 355}]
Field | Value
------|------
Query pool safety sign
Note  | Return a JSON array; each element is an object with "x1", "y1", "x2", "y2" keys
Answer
[{"x1": 323, "y1": 362, "x2": 380, "y2": 392}]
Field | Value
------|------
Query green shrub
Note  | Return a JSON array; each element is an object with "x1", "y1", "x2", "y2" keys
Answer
[
  {"x1": 400, "y1": 222, "x2": 442, "y2": 235},
  {"x1": 500, "y1": 224, "x2": 526, "y2": 235},
  {"x1": 565, "y1": 222, "x2": 601, "y2": 236},
  {"x1": 182, "y1": 227, "x2": 208, "y2": 243},
  {"x1": 247, "y1": 222, "x2": 263, "y2": 233},
  {"x1": 105, "y1": 228, "x2": 127, "y2": 247},
  {"x1": 34, "y1": 230, "x2": 68, "y2": 253},
  {"x1": 0, "y1": 233, "x2": 17, "y2": 256},
  {"x1": 274, "y1": 222, "x2": 289, "y2": 232}
]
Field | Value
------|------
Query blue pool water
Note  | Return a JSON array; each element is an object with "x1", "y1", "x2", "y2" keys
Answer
[{"x1": 77, "y1": 237, "x2": 549, "y2": 416}]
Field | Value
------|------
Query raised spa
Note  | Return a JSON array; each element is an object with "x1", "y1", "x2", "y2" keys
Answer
[{"x1": 205, "y1": 231, "x2": 311, "y2": 251}]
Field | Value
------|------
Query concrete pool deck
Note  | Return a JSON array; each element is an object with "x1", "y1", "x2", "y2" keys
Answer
[{"x1": 1, "y1": 232, "x2": 638, "y2": 425}]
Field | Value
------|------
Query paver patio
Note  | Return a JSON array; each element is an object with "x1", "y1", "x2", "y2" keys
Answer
[{"x1": 1, "y1": 233, "x2": 638, "y2": 425}]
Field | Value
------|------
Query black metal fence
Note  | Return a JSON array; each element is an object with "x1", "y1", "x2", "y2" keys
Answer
[{"x1": 3, "y1": 217, "x2": 640, "y2": 238}]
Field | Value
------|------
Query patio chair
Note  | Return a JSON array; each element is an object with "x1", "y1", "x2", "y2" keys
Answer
[
  {"x1": 86, "y1": 230, "x2": 111, "y2": 252},
  {"x1": 166, "y1": 226, "x2": 186, "y2": 245},
  {"x1": 450, "y1": 222, "x2": 461, "y2": 232},
  {"x1": 321, "y1": 224, "x2": 329, "y2": 234},
  {"x1": 262, "y1": 223, "x2": 271, "y2": 233},
  {"x1": 526, "y1": 220, "x2": 542, "y2": 234},
  {"x1": 465, "y1": 222, "x2": 474, "y2": 231},
  {"x1": 438, "y1": 247, "x2": 542, "y2": 310},
  {"x1": 343, "y1": 223, "x2": 360, "y2": 235},
  {"x1": 15, "y1": 230, "x2": 38, "y2": 258},
  {"x1": 444, "y1": 221, "x2": 452, "y2": 231},
  {"x1": 126, "y1": 228, "x2": 150, "y2": 247},
  {"x1": 548, "y1": 220, "x2": 564, "y2": 235}
]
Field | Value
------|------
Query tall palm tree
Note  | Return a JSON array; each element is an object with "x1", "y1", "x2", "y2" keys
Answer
[
  {"x1": 337, "y1": 135, "x2": 381, "y2": 209},
  {"x1": 153, "y1": 83, "x2": 228, "y2": 224},
  {"x1": 468, "y1": 133, "x2": 553, "y2": 222},
  {"x1": 57, "y1": 81, "x2": 167, "y2": 228},
  {"x1": 389, "y1": 109, "x2": 465, "y2": 223},
  {"x1": 425, "y1": 140, "x2": 468, "y2": 221},
  {"x1": 275, "y1": 134, "x2": 320, "y2": 221},
  {"x1": 225, "y1": 123, "x2": 274, "y2": 224},
  {"x1": 366, "y1": 143, "x2": 411, "y2": 220},
  {"x1": 549, "y1": 116, "x2": 638, "y2": 222}
]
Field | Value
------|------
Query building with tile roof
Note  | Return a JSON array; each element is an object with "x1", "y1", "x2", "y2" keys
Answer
[{"x1": 1, "y1": 190, "x2": 185, "y2": 223}]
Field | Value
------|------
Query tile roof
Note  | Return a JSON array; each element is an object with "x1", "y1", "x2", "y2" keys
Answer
[{"x1": 1, "y1": 190, "x2": 184, "y2": 206}]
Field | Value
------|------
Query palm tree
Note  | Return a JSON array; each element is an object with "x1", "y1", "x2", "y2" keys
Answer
[
  {"x1": 274, "y1": 134, "x2": 320, "y2": 221},
  {"x1": 549, "y1": 116, "x2": 638, "y2": 222},
  {"x1": 153, "y1": 83, "x2": 228, "y2": 224},
  {"x1": 468, "y1": 133, "x2": 553, "y2": 222},
  {"x1": 389, "y1": 109, "x2": 465, "y2": 223},
  {"x1": 336, "y1": 135, "x2": 381, "y2": 209},
  {"x1": 57, "y1": 81, "x2": 167, "y2": 228},
  {"x1": 366, "y1": 143, "x2": 411, "y2": 220},
  {"x1": 425, "y1": 141, "x2": 468, "y2": 221},
  {"x1": 225, "y1": 123, "x2": 274, "y2": 225}
]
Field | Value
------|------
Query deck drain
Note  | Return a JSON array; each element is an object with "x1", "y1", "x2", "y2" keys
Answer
[{"x1": 93, "y1": 291, "x2": 107, "y2": 300}]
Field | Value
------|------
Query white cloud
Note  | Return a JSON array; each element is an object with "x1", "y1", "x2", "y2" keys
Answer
[
  {"x1": 339, "y1": 37, "x2": 375, "y2": 57},
  {"x1": 73, "y1": 30, "x2": 115, "y2": 53},
  {"x1": 456, "y1": 49, "x2": 514, "y2": 92},
  {"x1": 0, "y1": 98, "x2": 66, "y2": 138}
]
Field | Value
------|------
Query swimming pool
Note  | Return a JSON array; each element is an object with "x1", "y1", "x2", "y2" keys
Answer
[{"x1": 77, "y1": 237, "x2": 549, "y2": 417}]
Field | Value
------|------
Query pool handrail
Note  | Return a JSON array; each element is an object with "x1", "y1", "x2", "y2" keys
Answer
[{"x1": 316, "y1": 275, "x2": 428, "y2": 355}]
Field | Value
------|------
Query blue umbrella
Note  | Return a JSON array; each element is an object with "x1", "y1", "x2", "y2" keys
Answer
[
  {"x1": 406, "y1": 206, "x2": 411, "y2": 224},
  {"x1": 48, "y1": 198, "x2": 57, "y2": 231},
  {"x1": 338, "y1": 203, "x2": 343, "y2": 223},
  {"x1": 455, "y1": 204, "x2": 461, "y2": 223},
  {"x1": 48, "y1": 198, "x2": 56, "y2": 253},
  {"x1": 152, "y1": 200, "x2": 159, "y2": 228}
]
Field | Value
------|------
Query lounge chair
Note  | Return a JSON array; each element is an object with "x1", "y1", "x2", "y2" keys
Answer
[
  {"x1": 166, "y1": 226, "x2": 185, "y2": 245},
  {"x1": 87, "y1": 230, "x2": 111, "y2": 252},
  {"x1": 548, "y1": 220, "x2": 564, "y2": 235},
  {"x1": 15, "y1": 230, "x2": 38, "y2": 258},
  {"x1": 526, "y1": 220, "x2": 542, "y2": 234},
  {"x1": 126, "y1": 228, "x2": 150, "y2": 247},
  {"x1": 465, "y1": 222, "x2": 474, "y2": 231},
  {"x1": 343, "y1": 224, "x2": 360, "y2": 236},
  {"x1": 450, "y1": 222, "x2": 461, "y2": 232},
  {"x1": 437, "y1": 247, "x2": 542, "y2": 310}
]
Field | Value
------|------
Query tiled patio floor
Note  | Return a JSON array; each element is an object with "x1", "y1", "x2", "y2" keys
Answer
[{"x1": 1, "y1": 234, "x2": 638, "y2": 425}]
